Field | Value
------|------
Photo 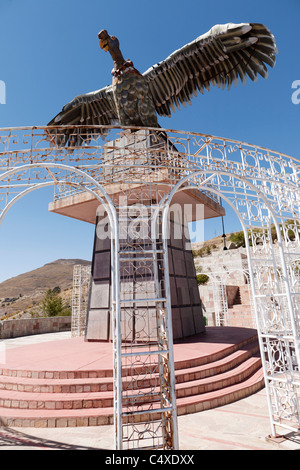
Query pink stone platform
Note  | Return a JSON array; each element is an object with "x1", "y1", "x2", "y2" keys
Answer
[{"x1": 0, "y1": 327, "x2": 264, "y2": 428}]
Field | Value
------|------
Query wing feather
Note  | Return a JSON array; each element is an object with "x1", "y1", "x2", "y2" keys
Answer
[
  {"x1": 47, "y1": 85, "x2": 118, "y2": 147},
  {"x1": 143, "y1": 22, "x2": 277, "y2": 117}
]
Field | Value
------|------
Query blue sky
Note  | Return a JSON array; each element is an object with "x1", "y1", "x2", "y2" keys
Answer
[{"x1": 0, "y1": 0, "x2": 299, "y2": 282}]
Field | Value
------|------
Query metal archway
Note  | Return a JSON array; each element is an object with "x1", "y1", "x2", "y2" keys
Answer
[
  {"x1": 159, "y1": 169, "x2": 300, "y2": 438},
  {"x1": 0, "y1": 161, "x2": 124, "y2": 450},
  {"x1": 0, "y1": 125, "x2": 300, "y2": 446}
]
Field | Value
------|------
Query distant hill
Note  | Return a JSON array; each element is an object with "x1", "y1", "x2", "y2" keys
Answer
[
  {"x1": 0, "y1": 259, "x2": 91, "y2": 317},
  {"x1": 0, "y1": 233, "x2": 236, "y2": 319}
]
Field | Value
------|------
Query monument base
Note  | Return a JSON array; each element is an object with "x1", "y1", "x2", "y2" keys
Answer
[{"x1": 85, "y1": 203, "x2": 206, "y2": 342}]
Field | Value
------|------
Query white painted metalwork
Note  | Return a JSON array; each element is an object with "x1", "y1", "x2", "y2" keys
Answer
[
  {"x1": 212, "y1": 279, "x2": 229, "y2": 326},
  {"x1": 71, "y1": 264, "x2": 91, "y2": 337},
  {"x1": 111, "y1": 188, "x2": 178, "y2": 449},
  {"x1": 196, "y1": 261, "x2": 256, "y2": 328},
  {"x1": 0, "y1": 125, "x2": 300, "y2": 443}
]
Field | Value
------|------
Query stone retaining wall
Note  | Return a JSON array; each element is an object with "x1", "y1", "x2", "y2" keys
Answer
[
  {"x1": 194, "y1": 248, "x2": 249, "y2": 286},
  {"x1": 199, "y1": 284, "x2": 254, "y2": 328},
  {"x1": 0, "y1": 316, "x2": 71, "y2": 339}
]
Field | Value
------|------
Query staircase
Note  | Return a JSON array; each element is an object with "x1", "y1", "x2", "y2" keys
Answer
[
  {"x1": 227, "y1": 286, "x2": 255, "y2": 328},
  {"x1": 0, "y1": 328, "x2": 264, "y2": 428}
]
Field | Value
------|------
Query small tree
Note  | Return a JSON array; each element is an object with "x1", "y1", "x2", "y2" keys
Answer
[
  {"x1": 52, "y1": 286, "x2": 61, "y2": 295},
  {"x1": 41, "y1": 288, "x2": 71, "y2": 317},
  {"x1": 229, "y1": 231, "x2": 245, "y2": 247}
]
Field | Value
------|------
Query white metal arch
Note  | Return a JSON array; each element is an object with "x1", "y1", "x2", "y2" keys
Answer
[
  {"x1": 0, "y1": 162, "x2": 117, "y2": 229},
  {"x1": 0, "y1": 162, "x2": 124, "y2": 449},
  {"x1": 0, "y1": 179, "x2": 113, "y2": 228},
  {"x1": 158, "y1": 169, "x2": 300, "y2": 437},
  {"x1": 160, "y1": 170, "x2": 297, "y2": 318}
]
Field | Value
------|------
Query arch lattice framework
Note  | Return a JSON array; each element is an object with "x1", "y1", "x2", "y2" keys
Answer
[{"x1": 0, "y1": 125, "x2": 300, "y2": 448}]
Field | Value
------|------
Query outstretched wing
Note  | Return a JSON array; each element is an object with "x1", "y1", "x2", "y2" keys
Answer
[
  {"x1": 47, "y1": 85, "x2": 118, "y2": 146},
  {"x1": 143, "y1": 23, "x2": 278, "y2": 117}
]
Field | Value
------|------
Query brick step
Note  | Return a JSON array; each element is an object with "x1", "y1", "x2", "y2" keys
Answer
[
  {"x1": 0, "y1": 374, "x2": 114, "y2": 394},
  {"x1": 0, "y1": 356, "x2": 261, "y2": 410},
  {"x1": 121, "y1": 366, "x2": 264, "y2": 421},
  {"x1": 176, "y1": 356, "x2": 261, "y2": 399},
  {"x1": 173, "y1": 333, "x2": 257, "y2": 371},
  {"x1": 0, "y1": 404, "x2": 114, "y2": 427},
  {"x1": 0, "y1": 328, "x2": 263, "y2": 427},
  {"x1": 0, "y1": 368, "x2": 264, "y2": 428},
  {"x1": 122, "y1": 356, "x2": 262, "y2": 407},
  {"x1": 0, "y1": 333, "x2": 257, "y2": 380},
  {"x1": 0, "y1": 387, "x2": 113, "y2": 410},
  {"x1": 0, "y1": 340, "x2": 259, "y2": 393},
  {"x1": 176, "y1": 368, "x2": 264, "y2": 416},
  {"x1": 239, "y1": 286, "x2": 251, "y2": 293},
  {"x1": 228, "y1": 305, "x2": 252, "y2": 311},
  {"x1": 175, "y1": 340, "x2": 259, "y2": 383},
  {"x1": 238, "y1": 299, "x2": 251, "y2": 306},
  {"x1": 0, "y1": 367, "x2": 114, "y2": 380},
  {"x1": 239, "y1": 292, "x2": 250, "y2": 300}
]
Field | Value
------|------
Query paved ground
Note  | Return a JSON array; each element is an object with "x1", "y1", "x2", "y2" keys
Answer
[{"x1": 0, "y1": 332, "x2": 300, "y2": 451}]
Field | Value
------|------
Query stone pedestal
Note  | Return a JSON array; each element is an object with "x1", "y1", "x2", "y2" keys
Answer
[{"x1": 85, "y1": 205, "x2": 206, "y2": 341}]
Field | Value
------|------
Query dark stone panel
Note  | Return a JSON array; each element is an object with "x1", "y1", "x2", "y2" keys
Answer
[
  {"x1": 184, "y1": 251, "x2": 197, "y2": 278},
  {"x1": 95, "y1": 210, "x2": 112, "y2": 251},
  {"x1": 93, "y1": 251, "x2": 111, "y2": 279},
  {"x1": 172, "y1": 248, "x2": 187, "y2": 277},
  {"x1": 89, "y1": 280, "x2": 110, "y2": 309},
  {"x1": 169, "y1": 220, "x2": 183, "y2": 249},
  {"x1": 175, "y1": 277, "x2": 190, "y2": 306},
  {"x1": 86, "y1": 309, "x2": 110, "y2": 341},
  {"x1": 86, "y1": 208, "x2": 206, "y2": 341},
  {"x1": 180, "y1": 307, "x2": 196, "y2": 337},
  {"x1": 168, "y1": 246, "x2": 174, "y2": 275},
  {"x1": 188, "y1": 278, "x2": 201, "y2": 305},
  {"x1": 169, "y1": 277, "x2": 178, "y2": 306},
  {"x1": 192, "y1": 306, "x2": 206, "y2": 334},
  {"x1": 172, "y1": 308, "x2": 183, "y2": 340}
]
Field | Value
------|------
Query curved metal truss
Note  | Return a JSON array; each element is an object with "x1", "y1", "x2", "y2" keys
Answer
[{"x1": 0, "y1": 125, "x2": 300, "y2": 446}]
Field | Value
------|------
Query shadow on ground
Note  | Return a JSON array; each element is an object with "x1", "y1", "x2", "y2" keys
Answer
[
  {"x1": 0, "y1": 425, "x2": 101, "y2": 450},
  {"x1": 285, "y1": 431, "x2": 300, "y2": 447}
]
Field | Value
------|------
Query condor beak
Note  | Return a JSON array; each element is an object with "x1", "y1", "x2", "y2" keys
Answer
[
  {"x1": 98, "y1": 30, "x2": 109, "y2": 52},
  {"x1": 99, "y1": 38, "x2": 109, "y2": 51}
]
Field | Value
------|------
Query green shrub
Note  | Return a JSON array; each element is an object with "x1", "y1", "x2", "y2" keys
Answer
[
  {"x1": 205, "y1": 245, "x2": 211, "y2": 255},
  {"x1": 229, "y1": 231, "x2": 245, "y2": 247},
  {"x1": 196, "y1": 274, "x2": 209, "y2": 285},
  {"x1": 192, "y1": 245, "x2": 213, "y2": 257},
  {"x1": 42, "y1": 288, "x2": 71, "y2": 317}
]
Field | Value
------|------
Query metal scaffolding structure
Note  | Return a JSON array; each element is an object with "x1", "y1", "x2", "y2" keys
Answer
[
  {"x1": 212, "y1": 279, "x2": 229, "y2": 327},
  {"x1": 71, "y1": 264, "x2": 91, "y2": 337},
  {"x1": 0, "y1": 125, "x2": 300, "y2": 445}
]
